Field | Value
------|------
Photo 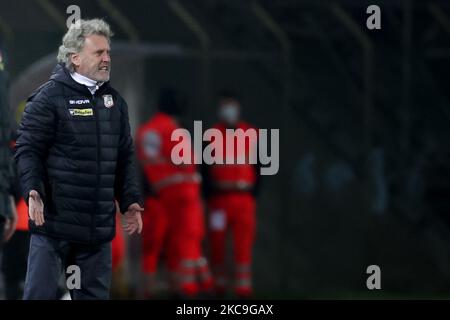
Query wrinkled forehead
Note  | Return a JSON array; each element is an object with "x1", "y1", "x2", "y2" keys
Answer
[{"x1": 82, "y1": 34, "x2": 111, "y2": 52}]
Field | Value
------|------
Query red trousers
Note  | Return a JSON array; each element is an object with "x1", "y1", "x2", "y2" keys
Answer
[
  {"x1": 208, "y1": 192, "x2": 256, "y2": 297},
  {"x1": 141, "y1": 197, "x2": 177, "y2": 273},
  {"x1": 112, "y1": 215, "x2": 125, "y2": 272},
  {"x1": 141, "y1": 184, "x2": 212, "y2": 296}
]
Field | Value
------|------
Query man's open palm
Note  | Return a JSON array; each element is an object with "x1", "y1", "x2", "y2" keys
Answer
[
  {"x1": 29, "y1": 190, "x2": 44, "y2": 226},
  {"x1": 123, "y1": 203, "x2": 143, "y2": 235}
]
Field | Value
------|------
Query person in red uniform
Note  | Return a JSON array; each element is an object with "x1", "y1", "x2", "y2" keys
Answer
[
  {"x1": 136, "y1": 88, "x2": 212, "y2": 298},
  {"x1": 203, "y1": 91, "x2": 260, "y2": 298}
]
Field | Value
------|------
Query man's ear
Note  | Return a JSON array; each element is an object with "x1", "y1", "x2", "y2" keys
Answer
[{"x1": 70, "y1": 53, "x2": 80, "y2": 70}]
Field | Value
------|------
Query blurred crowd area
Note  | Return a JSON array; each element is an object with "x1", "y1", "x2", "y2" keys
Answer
[{"x1": 1, "y1": 0, "x2": 450, "y2": 299}]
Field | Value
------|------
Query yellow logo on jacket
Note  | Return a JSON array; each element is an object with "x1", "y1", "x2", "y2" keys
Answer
[{"x1": 69, "y1": 108, "x2": 93, "y2": 116}]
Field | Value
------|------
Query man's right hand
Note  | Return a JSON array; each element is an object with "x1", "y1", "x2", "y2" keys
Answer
[{"x1": 29, "y1": 190, "x2": 45, "y2": 226}]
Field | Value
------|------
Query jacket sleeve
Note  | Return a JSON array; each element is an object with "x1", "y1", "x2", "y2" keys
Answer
[
  {"x1": 114, "y1": 97, "x2": 143, "y2": 213},
  {"x1": 14, "y1": 89, "x2": 56, "y2": 205}
]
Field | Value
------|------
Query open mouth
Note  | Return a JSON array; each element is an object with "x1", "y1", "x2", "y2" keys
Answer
[{"x1": 99, "y1": 66, "x2": 109, "y2": 71}]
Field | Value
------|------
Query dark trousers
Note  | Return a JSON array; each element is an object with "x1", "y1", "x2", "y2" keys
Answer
[
  {"x1": 2, "y1": 230, "x2": 30, "y2": 299},
  {"x1": 23, "y1": 234, "x2": 112, "y2": 300}
]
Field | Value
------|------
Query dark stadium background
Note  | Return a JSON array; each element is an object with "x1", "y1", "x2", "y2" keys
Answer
[{"x1": 1, "y1": 0, "x2": 450, "y2": 299}]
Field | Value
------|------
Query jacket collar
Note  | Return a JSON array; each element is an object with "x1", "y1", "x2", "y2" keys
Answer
[
  {"x1": 50, "y1": 63, "x2": 110, "y2": 96},
  {"x1": 70, "y1": 72, "x2": 104, "y2": 90}
]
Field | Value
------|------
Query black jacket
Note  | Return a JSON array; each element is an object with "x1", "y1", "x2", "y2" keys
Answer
[{"x1": 15, "y1": 63, "x2": 143, "y2": 244}]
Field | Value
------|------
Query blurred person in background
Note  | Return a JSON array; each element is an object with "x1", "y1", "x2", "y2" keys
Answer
[
  {"x1": 0, "y1": 41, "x2": 18, "y2": 288},
  {"x1": 1, "y1": 134, "x2": 30, "y2": 300},
  {"x1": 202, "y1": 91, "x2": 260, "y2": 298},
  {"x1": 136, "y1": 88, "x2": 213, "y2": 298},
  {"x1": 135, "y1": 163, "x2": 169, "y2": 298},
  {"x1": 14, "y1": 19, "x2": 143, "y2": 300}
]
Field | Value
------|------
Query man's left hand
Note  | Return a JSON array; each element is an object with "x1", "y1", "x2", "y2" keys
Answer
[{"x1": 122, "y1": 203, "x2": 143, "y2": 235}]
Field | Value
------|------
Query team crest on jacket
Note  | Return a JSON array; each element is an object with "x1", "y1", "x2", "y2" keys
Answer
[{"x1": 103, "y1": 94, "x2": 114, "y2": 108}]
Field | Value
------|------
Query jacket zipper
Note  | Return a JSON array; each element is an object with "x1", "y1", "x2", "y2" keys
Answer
[{"x1": 92, "y1": 94, "x2": 101, "y2": 244}]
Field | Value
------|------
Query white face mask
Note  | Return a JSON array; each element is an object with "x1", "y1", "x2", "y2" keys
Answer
[{"x1": 219, "y1": 104, "x2": 239, "y2": 125}]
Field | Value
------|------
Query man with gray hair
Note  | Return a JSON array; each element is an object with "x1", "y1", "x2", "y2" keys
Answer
[{"x1": 15, "y1": 19, "x2": 144, "y2": 299}]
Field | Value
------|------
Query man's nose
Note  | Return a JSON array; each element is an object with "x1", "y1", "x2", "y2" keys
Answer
[{"x1": 102, "y1": 52, "x2": 111, "y2": 63}]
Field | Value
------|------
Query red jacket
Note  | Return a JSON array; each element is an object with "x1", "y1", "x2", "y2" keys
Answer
[
  {"x1": 136, "y1": 112, "x2": 200, "y2": 195},
  {"x1": 207, "y1": 121, "x2": 258, "y2": 192}
]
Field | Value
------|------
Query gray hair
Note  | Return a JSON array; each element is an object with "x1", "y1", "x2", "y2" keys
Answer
[{"x1": 57, "y1": 19, "x2": 113, "y2": 73}]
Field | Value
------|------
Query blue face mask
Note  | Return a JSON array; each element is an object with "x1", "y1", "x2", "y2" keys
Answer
[{"x1": 219, "y1": 104, "x2": 239, "y2": 125}]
